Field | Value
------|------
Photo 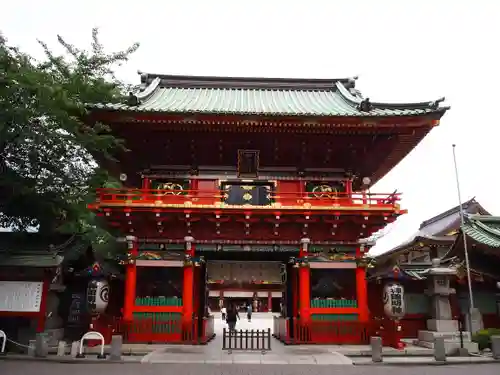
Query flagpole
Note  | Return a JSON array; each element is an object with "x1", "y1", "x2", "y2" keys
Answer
[{"x1": 452, "y1": 144, "x2": 475, "y2": 312}]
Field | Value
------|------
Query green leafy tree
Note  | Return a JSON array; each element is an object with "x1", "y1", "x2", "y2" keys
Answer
[{"x1": 0, "y1": 29, "x2": 138, "y2": 257}]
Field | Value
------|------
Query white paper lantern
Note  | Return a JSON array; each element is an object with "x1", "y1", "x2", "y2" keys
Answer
[
  {"x1": 87, "y1": 280, "x2": 110, "y2": 314},
  {"x1": 383, "y1": 282, "x2": 405, "y2": 319}
]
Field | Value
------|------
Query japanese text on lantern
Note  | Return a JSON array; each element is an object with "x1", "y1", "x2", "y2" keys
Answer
[{"x1": 383, "y1": 282, "x2": 405, "y2": 318}]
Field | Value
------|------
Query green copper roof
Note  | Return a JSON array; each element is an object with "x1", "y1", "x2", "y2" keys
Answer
[
  {"x1": 89, "y1": 73, "x2": 449, "y2": 117},
  {"x1": 0, "y1": 233, "x2": 87, "y2": 268},
  {"x1": 0, "y1": 253, "x2": 63, "y2": 267},
  {"x1": 462, "y1": 215, "x2": 500, "y2": 248}
]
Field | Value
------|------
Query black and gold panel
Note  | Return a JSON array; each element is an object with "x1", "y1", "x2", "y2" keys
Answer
[
  {"x1": 221, "y1": 182, "x2": 273, "y2": 206},
  {"x1": 151, "y1": 179, "x2": 190, "y2": 195},
  {"x1": 306, "y1": 182, "x2": 343, "y2": 199}
]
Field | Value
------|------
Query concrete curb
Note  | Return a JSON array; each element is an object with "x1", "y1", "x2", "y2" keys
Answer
[
  {"x1": 353, "y1": 358, "x2": 498, "y2": 366},
  {"x1": 0, "y1": 355, "x2": 142, "y2": 364},
  {"x1": 2, "y1": 354, "x2": 498, "y2": 366}
]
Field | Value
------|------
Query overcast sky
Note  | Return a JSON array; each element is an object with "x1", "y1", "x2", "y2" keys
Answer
[{"x1": 2, "y1": 0, "x2": 498, "y2": 253}]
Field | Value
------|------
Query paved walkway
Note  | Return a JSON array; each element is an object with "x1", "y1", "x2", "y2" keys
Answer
[{"x1": 142, "y1": 313, "x2": 353, "y2": 364}]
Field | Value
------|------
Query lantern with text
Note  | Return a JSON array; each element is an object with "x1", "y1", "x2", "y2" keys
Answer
[
  {"x1": 383, "y1": 282, "x2": 405, "y2": 319},
  {"x1": 87, "y1": 280, "x2": 110, "y2": 315}
]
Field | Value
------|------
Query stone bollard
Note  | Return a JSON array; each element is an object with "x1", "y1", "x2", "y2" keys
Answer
[
  {"x1": 370, "y1": 336, "x2": 383, "y2": 363},
  {"x1": 70, "y1": 341, "x2": 80, "y2": 358},
  {"x1": 110, "y1": 335, "x2": 123, "y2": 361},
  {"x1": 57, "y1": 341, "x2": 66, "y2": 356},
  {"x1": 433, "y1": 337, "x2": 446, "y2": 362},
  {"x1": 492, "y1": 335, "x2": 500, "y2": 360},
  {"x1": 28, "y1": 340, "x2": 36, "y2": 357},
  {"x1": 35, "y1": 333, "x2": 48, "y2": 358}
]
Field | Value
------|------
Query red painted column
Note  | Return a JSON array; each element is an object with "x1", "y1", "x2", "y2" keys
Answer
[
  {"x1": 299, "y1": 238, "x2": 311, "y2": 320},
  {"x1": 356, "y1": 246, "x2": 369, "y2": 322},
  {"x1": 36, "y1": 276, "x2": 50, "y2": 332},
  {"x1": 292, "y1": 267, "x2": 298, "y2": 318},
  {"x1": 123, "y1": 235, "x2": 138, "y2": 321},
  {"x1": 141, "y1": 177, "x2": 150, "y2": 190},
  {"x1": 193, "y1": 266, "x2": 200, "y2": 317},
  {"x1": 182, "y1": 236, "x2": 195, "y2": 322},
  {"x1": 268, "y1": 291, "x2": 272, "y2": 312},
  {"x1": 345, "y1": 178, "x2": 353, "y2": 205}
]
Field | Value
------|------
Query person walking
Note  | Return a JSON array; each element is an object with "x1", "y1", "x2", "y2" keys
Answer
[
  {"x1": 221, "y1": 306, "x2": 227, "y2": 321},
  {"x1": 246, "y1": 303, "x2": 253, "y2": 322},
  {"x1": 226, "y1": 304, "x2": 239, "y2": 331}
]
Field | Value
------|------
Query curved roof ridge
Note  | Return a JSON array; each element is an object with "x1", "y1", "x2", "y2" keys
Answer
[
  {"x1": 135, "y1": 76, "x2": 161, "y2": 102},
  {"x1": 418, "y1": 197, "x2": 487, "y2": 229},
  {"x1": 336, "y1": 81, "x2": 448, "y2": 111},
  {"x1": 136, "y1": 71, "x2": 356, "y2": 91}
]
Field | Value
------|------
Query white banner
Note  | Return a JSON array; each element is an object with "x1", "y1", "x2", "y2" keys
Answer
[{"x1": 0, "y1": 281, "x2": 43, "y2": 312}]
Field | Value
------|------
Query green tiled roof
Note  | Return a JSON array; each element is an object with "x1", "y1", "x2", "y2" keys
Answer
[
  {"x1": 462, "y1": 215, "x2": 500, "y2": 248},
  {"x1": 0, "y1": 233, "x2": 87, "y2": 268},
  {"x1": 0, "y1": 253, "x2": 63, "y2": 267},
  {"x1": 89, "y1": 73, "x2": 449, "y2": 117}
]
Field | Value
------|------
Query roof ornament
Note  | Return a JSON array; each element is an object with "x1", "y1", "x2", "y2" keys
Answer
[
  {"x1": 429, "y1": 97, "x2": 445, "y2": 109},
  {"x1": 357, "y1": 98, "x2": 372, "y2": 112},
  {"x1": 126, "y1": 92, "x2": 139, "y2": 106},
  {"x1": 347, "y1": 76, "x2": 359, "y2": 87}
]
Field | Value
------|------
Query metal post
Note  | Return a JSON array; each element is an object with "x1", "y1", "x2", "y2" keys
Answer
[{"x1": 452, "y1": 144, "x2": 475, "y2": 314}]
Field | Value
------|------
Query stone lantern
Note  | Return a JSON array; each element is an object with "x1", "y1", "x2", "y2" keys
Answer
[{"x1": 416, "y1": 258, "x2": 478, "y2": 353}]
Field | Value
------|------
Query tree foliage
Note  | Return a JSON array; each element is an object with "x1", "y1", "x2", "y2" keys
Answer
[{"x1": 0, "y1": 29, "x2": 138, "y2": 255}]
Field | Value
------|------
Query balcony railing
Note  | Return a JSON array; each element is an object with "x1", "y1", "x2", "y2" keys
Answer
[{"x1": 93, "y1": 188, "x2": 401, "y2": 210}]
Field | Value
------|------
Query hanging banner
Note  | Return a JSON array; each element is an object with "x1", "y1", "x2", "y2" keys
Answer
[{"x1": 383, "y1": 282, "x2": 405, "y2": 318}]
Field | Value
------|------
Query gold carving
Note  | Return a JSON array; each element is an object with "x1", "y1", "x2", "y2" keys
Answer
[
  {"x1": 157, "y1": 182, "x2": 184, "y2": 195},
  {"x1": 312, "y1": 184, "x2": 337, "y2": 198}
]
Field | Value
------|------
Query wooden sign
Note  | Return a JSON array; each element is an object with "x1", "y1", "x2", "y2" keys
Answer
[{"x1": 0, "y1": 281, "x2": 43, "y2": 313}]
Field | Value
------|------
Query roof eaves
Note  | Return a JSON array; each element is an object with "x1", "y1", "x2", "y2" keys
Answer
[
  {"x1": 375, "y1": 233, "x2": 452, "y2": 258},
  {"x1": 86, "y1": 103, "x2": 450, "y2": 118},
  {"x1": 335, "y1": 81, "x2": 449, "y2": 113},
  {"x1": 419, "y1": 197, "x2": 480, "y2": 230}
]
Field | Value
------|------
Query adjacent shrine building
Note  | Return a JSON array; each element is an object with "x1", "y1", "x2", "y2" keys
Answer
[{"x1": 87, "y1": 73, "x2": 448, "y2": 344}]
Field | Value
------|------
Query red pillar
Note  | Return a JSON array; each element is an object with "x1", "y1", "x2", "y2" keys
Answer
[
  {"x1": 268, "y1": 291, "x2": 272, "y2": 312},
  {"x1": 36, "y1": 276, "x2": 50, "y2": 332},
  {"x1": 123, "y1": 236, "x2": 138, "y2": 321},
  {"x1": 356, "y1": 246, "x2": 369, "y2": 322},
  {"x1": 345, "y1": 178, "x2": 353, "y2": 205},
  {"x1": 182, "y1": 236, "x2": 195, "y2": 322},
  {"x1": 299, "y1": 238, "x2": 311, "y2": 320},
  {"x1": 292, "y1": 267, "x2": 298, "y2": 318},
  {"x1": 193, "y1": 266, "x2": 200, "y2": 316}
]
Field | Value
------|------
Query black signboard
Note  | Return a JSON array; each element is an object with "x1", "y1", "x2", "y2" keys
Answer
[{"x1": 222, "y1": 183, "x2": 272, "y2": 206}]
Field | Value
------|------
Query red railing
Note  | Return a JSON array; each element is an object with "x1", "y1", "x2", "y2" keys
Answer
[
  {"x1": 93, "y1": 188, "x2": 401, "y2": 209},
  {"x1": 273, "y1": 317, "x2": 374, "y2": 345},
  {"x1": 111, "y1": 316, "x2": 215, "y2": 344}
]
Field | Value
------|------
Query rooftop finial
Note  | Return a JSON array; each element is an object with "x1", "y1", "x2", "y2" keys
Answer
[
  {"x1": 358, "y1": 98, "x2": 372, "y2": 112},
  {"x1": 430, "y1": 97, "x2": 445, "y2": 109},
  {"x1": 126, "y1": 92, "x2": 139, "y2": 106}
]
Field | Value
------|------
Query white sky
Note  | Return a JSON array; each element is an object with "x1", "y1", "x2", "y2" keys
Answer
[{"x1": 2, "y1": 0, "x2": 498, "y2": 254}]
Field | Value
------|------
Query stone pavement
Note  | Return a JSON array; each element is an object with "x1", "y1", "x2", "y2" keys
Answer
[
  {"x1": 3, "y1": 313, "x2": 495, "y2": 366},
  {"x1": 2, "y1": 361, "x2": 500, "y2": 375},
  {"x1": 142, "y1": 313, "x2": 352, "y2": 364}
]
